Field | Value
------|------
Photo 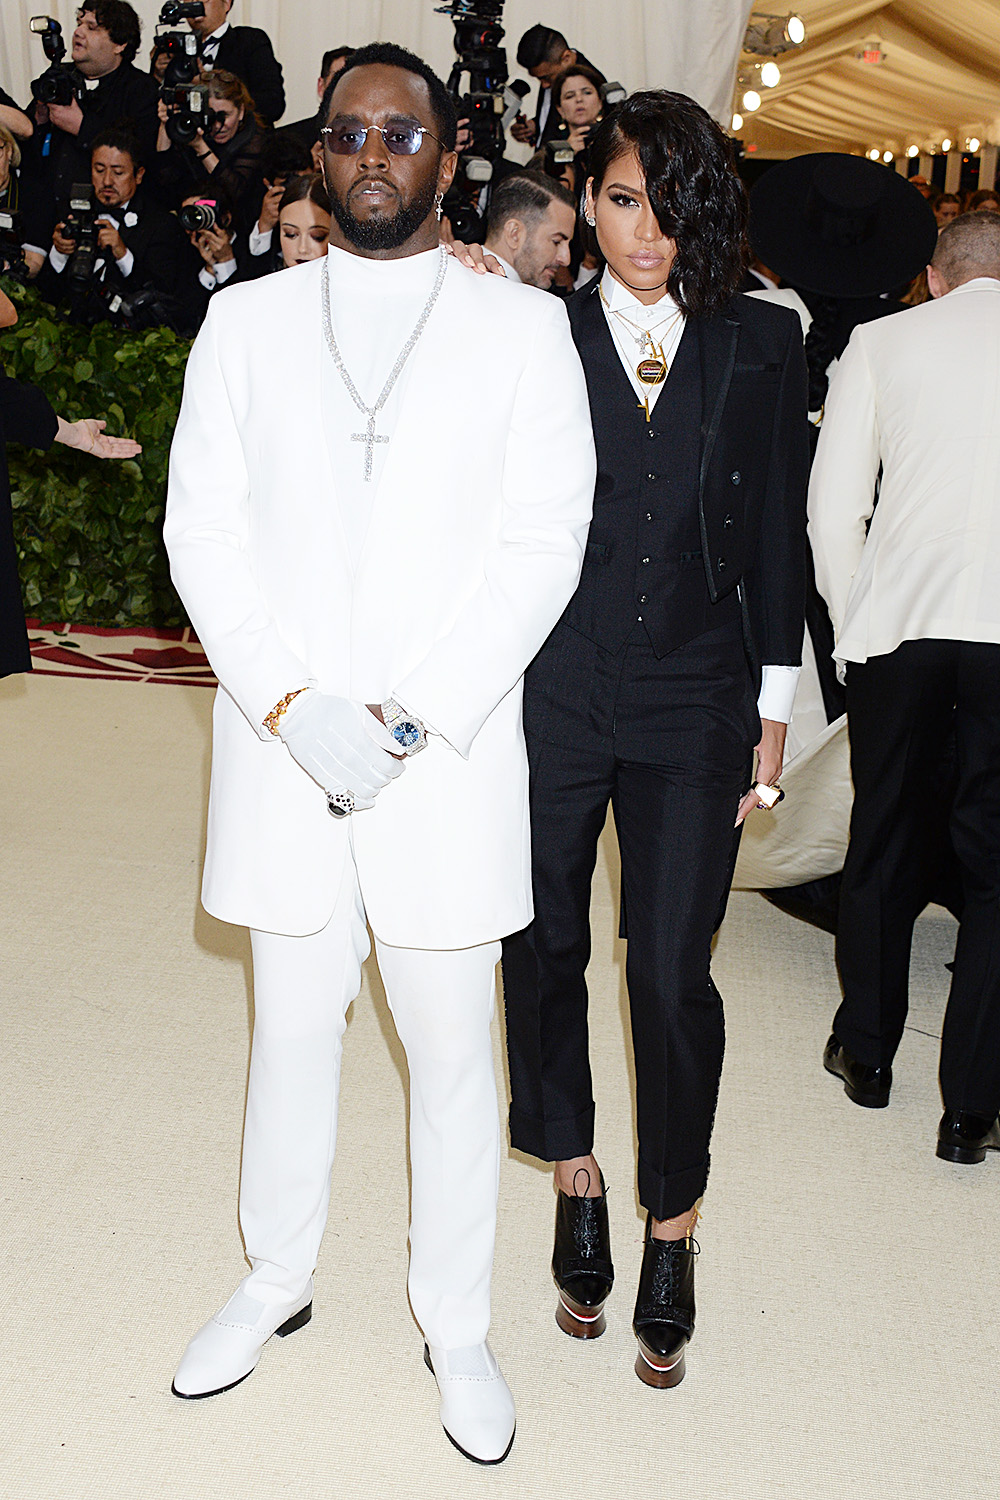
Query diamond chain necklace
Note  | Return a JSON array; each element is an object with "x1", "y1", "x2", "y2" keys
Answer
[{"x1": 320, "y1": 245, "x2": 448, "y2": 481}]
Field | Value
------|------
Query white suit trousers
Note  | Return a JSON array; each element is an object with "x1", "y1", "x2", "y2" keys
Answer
[{"x1": 238, "y1": 851, "x2": 502, "y2": 1350}]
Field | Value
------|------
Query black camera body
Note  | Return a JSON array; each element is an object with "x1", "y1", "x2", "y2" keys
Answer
[
  {"x1": 158, "y1": 0, "x2": 205, "y2": 22},
  {"x1": 436, "y1": 0, "x2": 510, "y2": 240},
  {"x1": 29, "y1": 15, "x2": 86, "y2": 108},
  {"x1": 178, "y1": 198, "x2": 220, "y2": 233},
  {"x1": 63, "y1": 183, "x2": 100, "y2": 287},
  {"x1": 0, "y1": 209, "x2": 30, "y2": 282},
  {"x1": 161, "y1": 79, "x2": 211, "y2": 145}
]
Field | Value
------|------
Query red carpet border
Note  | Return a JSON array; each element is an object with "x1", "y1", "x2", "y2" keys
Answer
[{"x1": 26, "y1": 620, "x2": 215, "y2": 687}]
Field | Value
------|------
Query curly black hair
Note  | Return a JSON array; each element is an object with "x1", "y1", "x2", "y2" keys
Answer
[
  {"x1": 587, "y1": 90, "x2": 748, "y2": 317},
  {"x1": 78, "y1": 2, "x2": 142, "y2": 65}
]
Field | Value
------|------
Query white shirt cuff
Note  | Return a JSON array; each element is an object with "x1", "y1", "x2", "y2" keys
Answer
[
  {"x1": 757, "y1": 664, "x2": 800, "y2": 725},
  {"x1": 249, "y1": 224, "x2": 272, "y2": 256},
  {"x1": 49, "y1": 246, "x2": 69, "y2": 272},
  {"x1": 214, "y1": 256, "x2": 238, "y2": 285},
  {"x1": 117, "y1": 248, "x2": 134, "y2": 278}
]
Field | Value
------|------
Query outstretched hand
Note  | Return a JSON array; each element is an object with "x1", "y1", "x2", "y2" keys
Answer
[{"x1": 55, "y1": 417, "x2": 142, "y2": 460}]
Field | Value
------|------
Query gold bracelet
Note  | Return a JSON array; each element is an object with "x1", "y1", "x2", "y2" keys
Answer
[{"x1": 262, "y1": 687, "x2": 309, "y2": 737}]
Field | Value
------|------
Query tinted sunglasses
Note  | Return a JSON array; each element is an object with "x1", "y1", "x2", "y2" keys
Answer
[{"x1": 320, "y1": 120, "x2": 442, "y2": 156}]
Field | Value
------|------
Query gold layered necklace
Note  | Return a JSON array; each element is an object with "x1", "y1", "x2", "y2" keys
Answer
[{"x1": 600, "y1": 283, "x2": 683, "y2": 421}]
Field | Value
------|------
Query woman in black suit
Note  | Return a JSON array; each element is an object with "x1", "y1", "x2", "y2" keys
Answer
[
  {"x1": 0, "y1": 288, "x2": 142, "y2": 678},
  {"x1": 502, "y1": 92, "x2": 809, "y2": 1387}
]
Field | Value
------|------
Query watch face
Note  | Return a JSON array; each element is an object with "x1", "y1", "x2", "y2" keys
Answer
[{"x1": 392, "y1": 721, "x2": 421, "y2": 749}]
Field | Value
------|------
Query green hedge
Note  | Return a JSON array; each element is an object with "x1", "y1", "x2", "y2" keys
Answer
[{"x1": 2, "y1": 278, "x2": 192, "y2": 627}]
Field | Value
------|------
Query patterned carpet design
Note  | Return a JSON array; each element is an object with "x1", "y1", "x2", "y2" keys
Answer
[{"x1": 27, "y1": 619, "x2": 215, "y2": 687}]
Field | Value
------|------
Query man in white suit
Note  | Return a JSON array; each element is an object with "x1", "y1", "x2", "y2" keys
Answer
[
  {"x1": 163, "y1": 43, "x2": 595, "y2": 1463},
  {"x1": 809, "y1": 211, "x2": 1000, "y2": 1168}
]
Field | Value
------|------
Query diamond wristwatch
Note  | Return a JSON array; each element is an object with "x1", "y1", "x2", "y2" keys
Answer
[
  {"x1": 326, "y1": 698, "x2": 425, "y2": 820},
  {"x1": 381, "y1": 697, "x2": 427, "y2": 756}
]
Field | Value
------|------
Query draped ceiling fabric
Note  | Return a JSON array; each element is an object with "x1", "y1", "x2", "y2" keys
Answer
[
  {"x1": 1, "y1": 0, "x2": 753, "y2": 129},
  {"x1": 737, "y1": 2, "x2": 1000, "y2": 157}
]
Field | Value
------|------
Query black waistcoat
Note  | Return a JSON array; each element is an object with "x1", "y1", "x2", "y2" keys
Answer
[{"x1": 564, "y1": 288, "x2": 738, "y2": 657}]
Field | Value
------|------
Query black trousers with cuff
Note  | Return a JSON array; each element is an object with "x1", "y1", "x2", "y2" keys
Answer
[
  {"x1": 833, "y1": 638, "x2": 1000, "y2": 1117},
  {"x1": 502, "y1": 619, "x2": 757, "y2": 1221}
]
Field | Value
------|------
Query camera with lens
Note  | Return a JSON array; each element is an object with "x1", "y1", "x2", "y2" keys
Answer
[
  {"x1": 29, "y1": 15, "x2": 86, "y2": 108},
  {"x1": 435, "y1": 0, "x2": 509, "y2": 240},
  {"x1": 0, "y1": 209, "x2": 30, "y2": 282},
  {"x1": 158, "y1": 0, "x2": 205, "y2": 22},
  {"x1": 63, "y1": 183, "x2": 100, "y2": 287},
  {"x1": 178, "y1": 197, "x2": 220, "y2": 233},
  {"x1": 161, "y1": 80, "x2": 211, "y2": 145}
]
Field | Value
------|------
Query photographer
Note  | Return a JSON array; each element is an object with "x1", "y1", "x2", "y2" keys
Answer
[
  {"x1": 0, "y1": 285, "x2": 141, "y2": 679},
  {"x1": 511, "y1": 25, "x2": 604, "y2": 148},
  {"x1": 482, "y1": 170, "x2": 575, "y2": 289},
  {"x1": 549, "y1": 65, "x2": 605, "y2": 156},
  {"x1": 242, "y1": 132, "x2": 313, "y2": 276},
  {"x1": 175, "y1": 184, "x2": 248, "y2": 325},
  {"x1": 186, "y1": 0, "x2": 285, "y2": 125},
  {"x1": 278, "y1": 47, "x2": 355, "y2": 157},
  {"x1": 155, "y1": 70, "x2": 266, "y2": 238},
  {"x1": 20, "y1": 4, "x2": 159, "y2": 256},
  {"x1": 39, "y1": 128, "x2": 195, "y2": 321}
]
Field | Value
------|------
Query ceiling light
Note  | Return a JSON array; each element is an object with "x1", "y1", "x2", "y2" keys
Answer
[
  {"x1": 882, "y1": 150, "x2": 893, "y2": 163},
  {"x1": 941, "y1": 137, "x2": 952, "y2": 152},
  {"x1": 760, "y1": 61, "x2": 781, "y2": 87},
  {"x1": 742, "y1": 90, "x2": 762, "y2": 113},
  {"x1": 868, "y1": 148, "x2": 880, "y2": 161},
  {"x1": 906, "y1": 145, "x2": 919, "y2": 158},
  {"x1": 743, "y1": 13, "x2": 807, "y2": 56},
  {"x1": 968, "y1": 137, "x2": 981, "y2": 152},
  {"x1": 732, "y1": 112, "x2": 744, "y2": 131}
]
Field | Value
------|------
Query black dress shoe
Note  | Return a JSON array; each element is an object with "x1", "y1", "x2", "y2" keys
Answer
[
  {"x1": 936, "y1": 1108, "x2": 1000, "y2": 1164},
  {"x1": 632, "y1": 1215, "x2": 696, "y2": 1389},
  {"x1": 823, "y1": 1033, "x2": 891, "y2": 1108},
  {"x1": 552, "y1": 1173, "x2": 613, "y2": 1339}
]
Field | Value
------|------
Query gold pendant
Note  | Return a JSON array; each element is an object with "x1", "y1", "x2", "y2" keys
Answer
[{"x1": 636, "y1": 356, "x2": 667, "y2": 385}]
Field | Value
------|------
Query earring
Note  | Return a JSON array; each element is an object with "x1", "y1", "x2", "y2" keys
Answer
[
  {"x1": 434, "y1": 192, "x2": 444, "y2": 222},
  {"x1": 586, "y1": 214, "x2": 596, "y2": 227}
]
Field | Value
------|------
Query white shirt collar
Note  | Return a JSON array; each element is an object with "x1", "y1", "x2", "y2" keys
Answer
[
  {"x1": 599, "y1": 264, "x2": 682, "y2": 323},
  {"x1": 949, "y1": 275, "x2": 1000, "y2": 296},
  {"x1": 204, "y1": 20, "x2": 231, "y2": 44},
  {"x1": 488, "y1": 250, "x2": 521, "y2": 283}
]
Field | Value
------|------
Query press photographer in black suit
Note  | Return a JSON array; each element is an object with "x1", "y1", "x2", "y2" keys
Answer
[
  {"x1": 511, "y1": 24, "x2": 604, "y2": 149},
  {"x1": 501, "y1": 92, "x2": 808, "y2": 1389},
  {"x1": 20, "y1": 3, "x2": 159, "y2": 259},
  {"x1": 187, "y1": 0, "x2": 285, "y2": 125},
  {"x1": 278, "y1": 46, "x2": 355, "y2": 158},
  {"x1": 40, "y1": 128, "x2": 195, "y2": 319},
  {"x1": 0, "y1": 286, "x2": 141, "y2": 679}
]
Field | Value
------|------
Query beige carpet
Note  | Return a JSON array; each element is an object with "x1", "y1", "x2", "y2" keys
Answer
[{"x1": 1, "y1": 673, "x2": 997, "y2": 1500}]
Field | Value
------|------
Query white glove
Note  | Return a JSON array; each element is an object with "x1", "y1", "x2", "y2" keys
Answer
[{"x1": 278, "y1": 691, "x2": 404, "y2": 800}]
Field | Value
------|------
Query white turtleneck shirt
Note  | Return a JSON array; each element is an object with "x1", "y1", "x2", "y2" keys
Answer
[{"x1": 321, "y1": 243, "x2": 445, "y2": 563}]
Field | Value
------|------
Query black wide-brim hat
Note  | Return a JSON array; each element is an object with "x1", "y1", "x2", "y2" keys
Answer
[{"x1": 749, "y1": 153, "x2": 938, "y2": 297}]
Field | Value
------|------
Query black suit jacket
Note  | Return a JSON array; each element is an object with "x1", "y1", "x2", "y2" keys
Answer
[
  {"x1": 211, "y1": 27, "x2": 285, "y2": 124},
  {"x1": 566, "y1": 280, "x2": 809, "y2": 674},
  {"x1": 0, "y1": 369, "x2": 58, "y2": 677},
  {"x1": 37, "y1": 189, "x2": 194, "y2": 301},
  {"x1": 20, "y1": 64, "x2": 160, "y2": 247}
]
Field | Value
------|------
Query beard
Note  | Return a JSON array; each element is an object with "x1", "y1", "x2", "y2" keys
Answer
[{"x1": 326, "y1": 172, "x2": 439, "y2": 252}]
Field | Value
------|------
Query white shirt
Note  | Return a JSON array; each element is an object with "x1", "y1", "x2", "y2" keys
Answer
[
  {"x1": 486, "y1": 249, "x2": 521, "y2": 283},
  {"x1": 600, "y1": 266, "x2": 799, "y2": 723},
  {"x1": 200, "y1": 20, "x2": 230, "y2": 63},
  {"x1": 322, "y1": 244, "x2": 443, "y2": 563}
]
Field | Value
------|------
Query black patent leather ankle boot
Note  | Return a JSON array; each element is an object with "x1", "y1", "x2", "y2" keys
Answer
[
  {"x1": 552, "y1": 1171, "x2": 614, "y2": 1338},
  {"x1": 632, "y1": 1214, "x2": 697, "y2": 1388}
]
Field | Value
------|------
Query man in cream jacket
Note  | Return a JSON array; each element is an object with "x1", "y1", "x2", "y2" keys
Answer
[{"x1": 809, "y1": 210, "x2": 1000, "y2": 1168}]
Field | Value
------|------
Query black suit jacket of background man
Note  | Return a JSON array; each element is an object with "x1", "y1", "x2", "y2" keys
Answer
[
  {"x1": 210, "y1": 27, "x2": 285, "y2": 124},
  {"x1": 36, "y1": 188, "x2": 199, "y2": 313},
  {"x1": 563, "y1": 278, "x2": 809, "y2": 683}
]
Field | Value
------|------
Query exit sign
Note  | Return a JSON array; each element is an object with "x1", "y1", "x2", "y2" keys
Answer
[{"x1": 860, "y1": 46, "x2": 884, "y2": 63}]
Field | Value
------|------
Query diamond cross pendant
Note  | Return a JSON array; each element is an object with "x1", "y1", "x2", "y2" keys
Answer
[{"x1": 352, "y1": 413, "x2": 389, "y2": 482}]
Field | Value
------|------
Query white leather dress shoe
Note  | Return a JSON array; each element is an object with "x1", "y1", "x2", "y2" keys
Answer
[
  {"x1": 172, "y1": 1281, "x2": 314, "y2": 1398},
  {"x1": 424, "y1": 1342, "x2": 516, "y2": 1464}
]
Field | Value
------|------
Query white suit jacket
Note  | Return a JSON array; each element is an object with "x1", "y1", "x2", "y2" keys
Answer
[
  {"x1": 164, "y1": 253, "x2": 596, "y2": 944},
  {"x1": 808, "y1": 277, "x2": 1000, "y2": 665}
]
